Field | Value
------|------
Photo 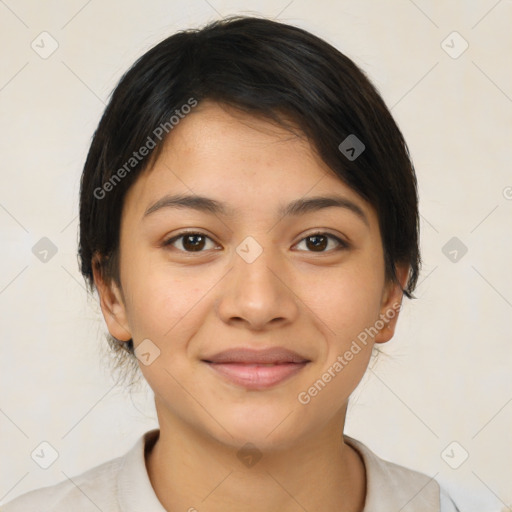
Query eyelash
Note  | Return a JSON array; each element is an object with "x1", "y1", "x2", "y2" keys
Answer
[{"x1": 162, "y1": 230, "x2": 349, "y2": 254}]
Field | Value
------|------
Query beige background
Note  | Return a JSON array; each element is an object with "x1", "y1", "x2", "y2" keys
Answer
[{"x1": 1, "y1": 1, "x2": 511, "y2": 510}]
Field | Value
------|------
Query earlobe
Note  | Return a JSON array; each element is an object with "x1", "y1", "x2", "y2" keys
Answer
[
  {"x1": 374, "y1": 265, "x2": 409, "y2": 344},
  {"x1": 91, "y1": 255, "x2": 132, "y2": 342}
]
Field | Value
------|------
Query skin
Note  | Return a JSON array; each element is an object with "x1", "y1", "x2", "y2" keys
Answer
[{"x1": 93, "y1": 100, "x2": 408, "y2": 512}]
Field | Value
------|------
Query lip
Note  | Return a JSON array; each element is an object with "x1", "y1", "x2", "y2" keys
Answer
[
  {"x1": 202, "y1": 347, "x2": 309, "y2": 364},
  {"x1": 202, "y1": 347, "x2": 310, "y2": 390}
]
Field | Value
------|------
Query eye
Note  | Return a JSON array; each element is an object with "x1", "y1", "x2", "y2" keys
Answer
[
  {"x1": 162, "y1": 230, "x2": 349, "y2": 254},
  {"x1": 163, "y1": 231, "x2": 218, "y2": 253},
  {"x1": 294, "y1": 232, "x2": 349, "y2": 253}
]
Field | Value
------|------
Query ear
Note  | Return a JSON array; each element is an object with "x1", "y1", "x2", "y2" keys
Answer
[
  {"x1": 91, "y1": 254, "x2": 132, "y2": 342},
  {"x1": 374, "y1": 264, "x2": 409, "y2": 344}
]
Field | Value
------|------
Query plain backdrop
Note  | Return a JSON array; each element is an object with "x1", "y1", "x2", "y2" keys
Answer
[{"x1": 1, "y1": 1, "x2": 511, "y2": 511}]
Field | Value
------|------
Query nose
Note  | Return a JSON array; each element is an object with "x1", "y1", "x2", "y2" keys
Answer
[{"x1": 214, "y1": 242, "x2": 300, "y2": 331}]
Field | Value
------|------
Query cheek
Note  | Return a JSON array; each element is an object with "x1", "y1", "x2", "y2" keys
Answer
[
  {"x1": 123, "y1": 260, "x2": 217, "y2": 346},
  {"x1": 302, "y1": 262, "x2": 384, "y2": 339},
  {"x1": 297, "y1": 260, "x2": 384, "y2": 393},
  {"x1": 124, "y1": 267, "x2": 209, "y2": 394}
]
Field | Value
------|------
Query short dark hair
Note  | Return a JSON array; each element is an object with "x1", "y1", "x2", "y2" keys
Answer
[{"x1": 78, "y1": 15, "x2": 420, "y2": 366}]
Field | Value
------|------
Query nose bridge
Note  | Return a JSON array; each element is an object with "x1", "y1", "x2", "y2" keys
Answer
[
  {"x1": 233, "y1": 233, "x2": 281, "y2": 296},
  {"x1": 215, "y1": 234, "x2": 298, "y2": 329},
  {"x1": 239, "y1": 227, "x2": 295, "y2": 277}
]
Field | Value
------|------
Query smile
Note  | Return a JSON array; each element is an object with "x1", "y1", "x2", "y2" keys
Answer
[{"x1": 203, "y1": 361, "x2": 309, "y2": 390}]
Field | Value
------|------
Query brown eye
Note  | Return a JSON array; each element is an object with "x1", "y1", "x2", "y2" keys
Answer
[
  {"x1": 295, "y1": 233, "x2": 348, "y2": 253},
  {"x1": 305, "y1": 234, "x2": 328, "y2": 251},
  {"x1": 163, "y1": 232, "x2": 217, "y2": 252},
  {"x1": 182, "y1": 234, "x2": 206, "y2": 251}
]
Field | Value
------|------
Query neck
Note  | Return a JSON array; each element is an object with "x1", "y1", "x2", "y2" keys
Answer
[{"x1": 145, "y1": 401, "x2": 366, "y2": 512}]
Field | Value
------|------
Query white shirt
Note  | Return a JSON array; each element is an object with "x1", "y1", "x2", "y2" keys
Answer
[{"x1": 1, "y1": 429, "x2": 459, "y2": 511}]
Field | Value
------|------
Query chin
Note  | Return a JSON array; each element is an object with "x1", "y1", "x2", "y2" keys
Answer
[{"x1": 207, "y1": 404, "x2": 307, "y2": 451}]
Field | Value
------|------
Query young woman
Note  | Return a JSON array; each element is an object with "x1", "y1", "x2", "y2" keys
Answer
[{"x1": 3, "y1": 15, "x2": 459, "y2": 512}]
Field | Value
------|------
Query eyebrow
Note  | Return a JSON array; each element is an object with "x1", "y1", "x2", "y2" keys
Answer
[{"x1": 143, "y1": 193, "x2": 369, "y2": 226}]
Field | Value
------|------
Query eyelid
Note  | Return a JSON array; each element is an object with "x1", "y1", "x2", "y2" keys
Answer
[
  {"x1": 293, "y1": 230, "x2": 350, "y2": 252},
  {"x1": 162, "y1": 229, "x2": 350, "y2": 253},
  {"x1": 162, "y1": 229, "x2": 219, "y2": 251}
]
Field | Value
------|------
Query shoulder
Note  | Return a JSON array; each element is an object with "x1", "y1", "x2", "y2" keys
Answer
[
  {"x1": 345, "y1": 436, "x2": 460, "y2": 512},
  {"x1": 1, "y1": 429, "x2": 163, "y2": 512},
  {"x1": 1, "y1": 456, "x2": 124, "y2": 512},
  {"x1": 440, "y1": 487, "x2": 460, "y2": 512}
]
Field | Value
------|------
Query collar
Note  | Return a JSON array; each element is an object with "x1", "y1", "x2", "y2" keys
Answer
[
  {"x1": 344, "y1": 435, "x2": 441, "y2": 511},
  {"x1": 116, "y1": 429, "x2": 440, "y2": 512},
  {"x1": 117, "y1": 429, "x2": 166, "y2": 511}
]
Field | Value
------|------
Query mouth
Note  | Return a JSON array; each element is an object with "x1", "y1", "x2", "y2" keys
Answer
[{"x1": 201, "y1": 347, "x2": 310, "y2": 390}]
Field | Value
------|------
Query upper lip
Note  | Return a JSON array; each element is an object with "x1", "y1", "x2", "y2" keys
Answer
[{"x1": 202, "y1": 347, "x2": 310, "y2": 364}]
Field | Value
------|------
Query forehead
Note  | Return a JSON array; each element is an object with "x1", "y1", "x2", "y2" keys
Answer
[
  {"x1": 167, "y1": 101, "x2": 317, "y2": 167},
  {"x1": 123, "y1": 101, "x2": 377, "y2": 227}
]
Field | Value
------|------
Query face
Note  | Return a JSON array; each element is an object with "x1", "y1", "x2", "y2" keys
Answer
[{"x1": 94, "y1": 101, "x2": 406, "y2": 451}]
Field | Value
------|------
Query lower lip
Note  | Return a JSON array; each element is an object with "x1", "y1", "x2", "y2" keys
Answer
[{"x1": 204, "y1": 362, "x2": 308, "y2": 390}]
